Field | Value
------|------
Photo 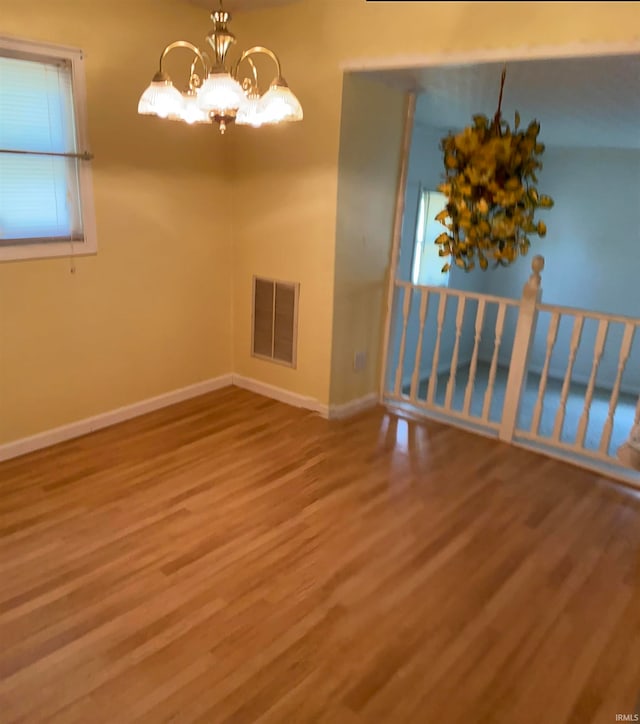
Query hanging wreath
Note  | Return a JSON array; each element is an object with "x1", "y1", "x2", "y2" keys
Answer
[{"x1": 436, "y1": 68, "x2": 554, "y2": 272}]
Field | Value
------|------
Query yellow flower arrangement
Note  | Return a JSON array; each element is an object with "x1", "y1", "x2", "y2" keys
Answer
[{"x1": 436, "y1": 72, "x2": 554, "y2": 272}]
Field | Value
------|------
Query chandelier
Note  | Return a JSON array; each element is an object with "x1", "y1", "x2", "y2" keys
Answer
[{"x1": 137, "y1": 2, "x2": 303, "y2": 134}]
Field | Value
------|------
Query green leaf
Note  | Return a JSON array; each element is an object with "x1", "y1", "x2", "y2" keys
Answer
[{"x1": 514, "y1": 110, "x2": 520, "y2": 130}]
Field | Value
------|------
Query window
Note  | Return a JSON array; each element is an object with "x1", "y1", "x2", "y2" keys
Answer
[
  {"x1": 0, "y1": 35, "x2": 96, "y2": 262},
  {"x1": 411, "y1": 188, "x2": 449, "y2": 287}
]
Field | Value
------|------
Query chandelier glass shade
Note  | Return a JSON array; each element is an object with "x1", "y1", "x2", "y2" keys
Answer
[
  {"x1": 138, "y1": 77, "x2": 185, "y2": 119},
  {"x1": 180, "y1": 90, "x2": 210, "y2": 125},
  {"x1": 137, "y1": 3, "x2": 303, "y2": 134},
  {"x1": 258, "y1": 81, "x2": 304, "y2": 124}
]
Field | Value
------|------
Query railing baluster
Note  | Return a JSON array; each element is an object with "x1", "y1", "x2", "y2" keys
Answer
[
  {"x1": 393, "y1": 284, "x2": 413, "y2": 397},
  {"x1": 552, "y1": 315, "x2": 585, "y2": 442},
  {"x1": 444, "y1": 297, "x2": 466, "y2": 410},
  {"x1": 410, "y1": 288, "x2": 429, "y2": 401},
  {"x1": 600, "y1": 322, "x2": 636, "y2": 454},
  {"x1": 576, "y1": 319, "x2": 609, "y2": 447},
  {"x1": 427, "y1": 291, "x2": 448, "y2": 405},
  {"x1": 531, "y1": 312, "x2": 560, "y2": 435},
  {"x1": 482, "y1": 302, "x2": 506, "y2": 422},
  {"x1": 463, "y1": 298, "x2": 486, "y2": 416}
]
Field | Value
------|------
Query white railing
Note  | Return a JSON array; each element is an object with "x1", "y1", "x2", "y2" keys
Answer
[
  {"x1": 383, "y1": 256, "x2": 640, "y2": 483},
  {"x1": 386, "y1": 281, "x2": 520, "y2": 430},
  {"x1": 515, "y1": 300, "x2": 640, "y2": 468}
]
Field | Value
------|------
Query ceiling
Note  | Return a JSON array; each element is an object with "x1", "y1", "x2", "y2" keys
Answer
[
  {"x1": 366, "y1": 54, "x2": 640, "y2": 150},
  {"x1": 189, "y1": 0, "x2": 299, "y2": 12}
]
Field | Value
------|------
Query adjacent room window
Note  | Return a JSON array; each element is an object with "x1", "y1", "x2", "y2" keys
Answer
[
  {"x1": 0, "y1": 35, "x2": 96, "y2": 262},
  {"x1": 411, "y1": 188, "x2": 449, "y2": 287}
]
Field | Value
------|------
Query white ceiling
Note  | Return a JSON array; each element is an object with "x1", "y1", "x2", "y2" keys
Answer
[
  {"x1": 366, "y1": 54, "x2": 640, "y2": 150},
  {"x1": 189, "y1": 0, "x2": 299, "y2": 13}
]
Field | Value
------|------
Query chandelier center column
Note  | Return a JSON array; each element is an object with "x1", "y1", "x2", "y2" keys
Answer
[{"x1": 207, "y1": 9, "x2": 236, "y2": 71}]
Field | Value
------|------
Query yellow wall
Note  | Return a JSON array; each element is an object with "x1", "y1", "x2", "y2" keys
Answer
[
  {"x1": 228, "y1": 0, "x2": 640, "y2": 407},
  {"x1": 0, "y1": 0, "x2": 234, "y2": 444},
  {"x1": 330, "y1": 74, "x2": 405, "y2": 405}
]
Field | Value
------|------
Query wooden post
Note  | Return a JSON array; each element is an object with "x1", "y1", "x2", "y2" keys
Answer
[
  {"x1": 378, "y1": 92, "x2": 416, "y2": 400},
  {"x1": 499, "y1": 255, "x2": 545, "y2": 442}
]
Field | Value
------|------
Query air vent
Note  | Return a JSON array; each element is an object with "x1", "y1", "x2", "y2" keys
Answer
[{"x1": 252, "y1": 277, "x2": 299, "y2": 367}]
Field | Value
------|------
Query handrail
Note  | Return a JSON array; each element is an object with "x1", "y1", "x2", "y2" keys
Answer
[
  {"x1": 393, "y1": 279, "x2": 520, "y2": 307},
  {"x1": 393, "y1": 279, "x2": 640, "y2": 325},
  {"x1": 536, "y1": 301, "x2": 640, "y2": 326}
]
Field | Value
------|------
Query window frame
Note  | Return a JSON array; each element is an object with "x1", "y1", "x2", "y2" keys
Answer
[{"x1": 0, "y1": 34, "x2": 97, "y2": 263}]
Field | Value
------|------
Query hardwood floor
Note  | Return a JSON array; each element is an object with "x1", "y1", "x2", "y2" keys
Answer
[{"x1": 1, "y1": 386, "x2": 639, "y2": 723}]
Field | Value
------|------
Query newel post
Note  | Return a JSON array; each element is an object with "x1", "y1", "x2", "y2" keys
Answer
[{"x1": 499, "y1": 255, "x2": 545, "y2": 442}]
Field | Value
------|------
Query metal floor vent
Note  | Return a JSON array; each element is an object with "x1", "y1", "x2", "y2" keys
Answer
[{"x1": 252, "y1": 277, "x2": 299, "y2": 367}]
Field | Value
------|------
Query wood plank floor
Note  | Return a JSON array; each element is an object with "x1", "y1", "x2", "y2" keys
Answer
[{"x1": 1, "y1": 387, "x2": 639, "y2": 723}]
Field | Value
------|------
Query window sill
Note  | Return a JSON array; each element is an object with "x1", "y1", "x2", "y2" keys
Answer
[{"x1": 0, "y1": 240, "x2": 97, "y2": 263}]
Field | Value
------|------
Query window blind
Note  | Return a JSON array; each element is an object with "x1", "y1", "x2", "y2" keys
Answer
[{"x1": 0, "y1": 53, "x2": 83, "y2": 243}]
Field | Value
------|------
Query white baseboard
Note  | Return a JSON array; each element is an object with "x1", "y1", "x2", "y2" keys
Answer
[
  {"x1": 231, "y1": 375, "x2": 379, "y2": 421},
  {"x1": 0, "y1": 374, "x2": 233, "y2": 463},
  {"x1": 231, "y1": 375, "x2": 329, "y2": 417},
  {"x1": 328, "y1": 393, "x2": 379, "y2": 420},
  {"x1": 0, "y1": 374, "x2": 382, "y2": 463}
]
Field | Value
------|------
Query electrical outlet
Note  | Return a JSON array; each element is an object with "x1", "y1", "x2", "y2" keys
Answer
[{"x1": 353, "y1": 351, "x2": 367, "y2": 372}]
